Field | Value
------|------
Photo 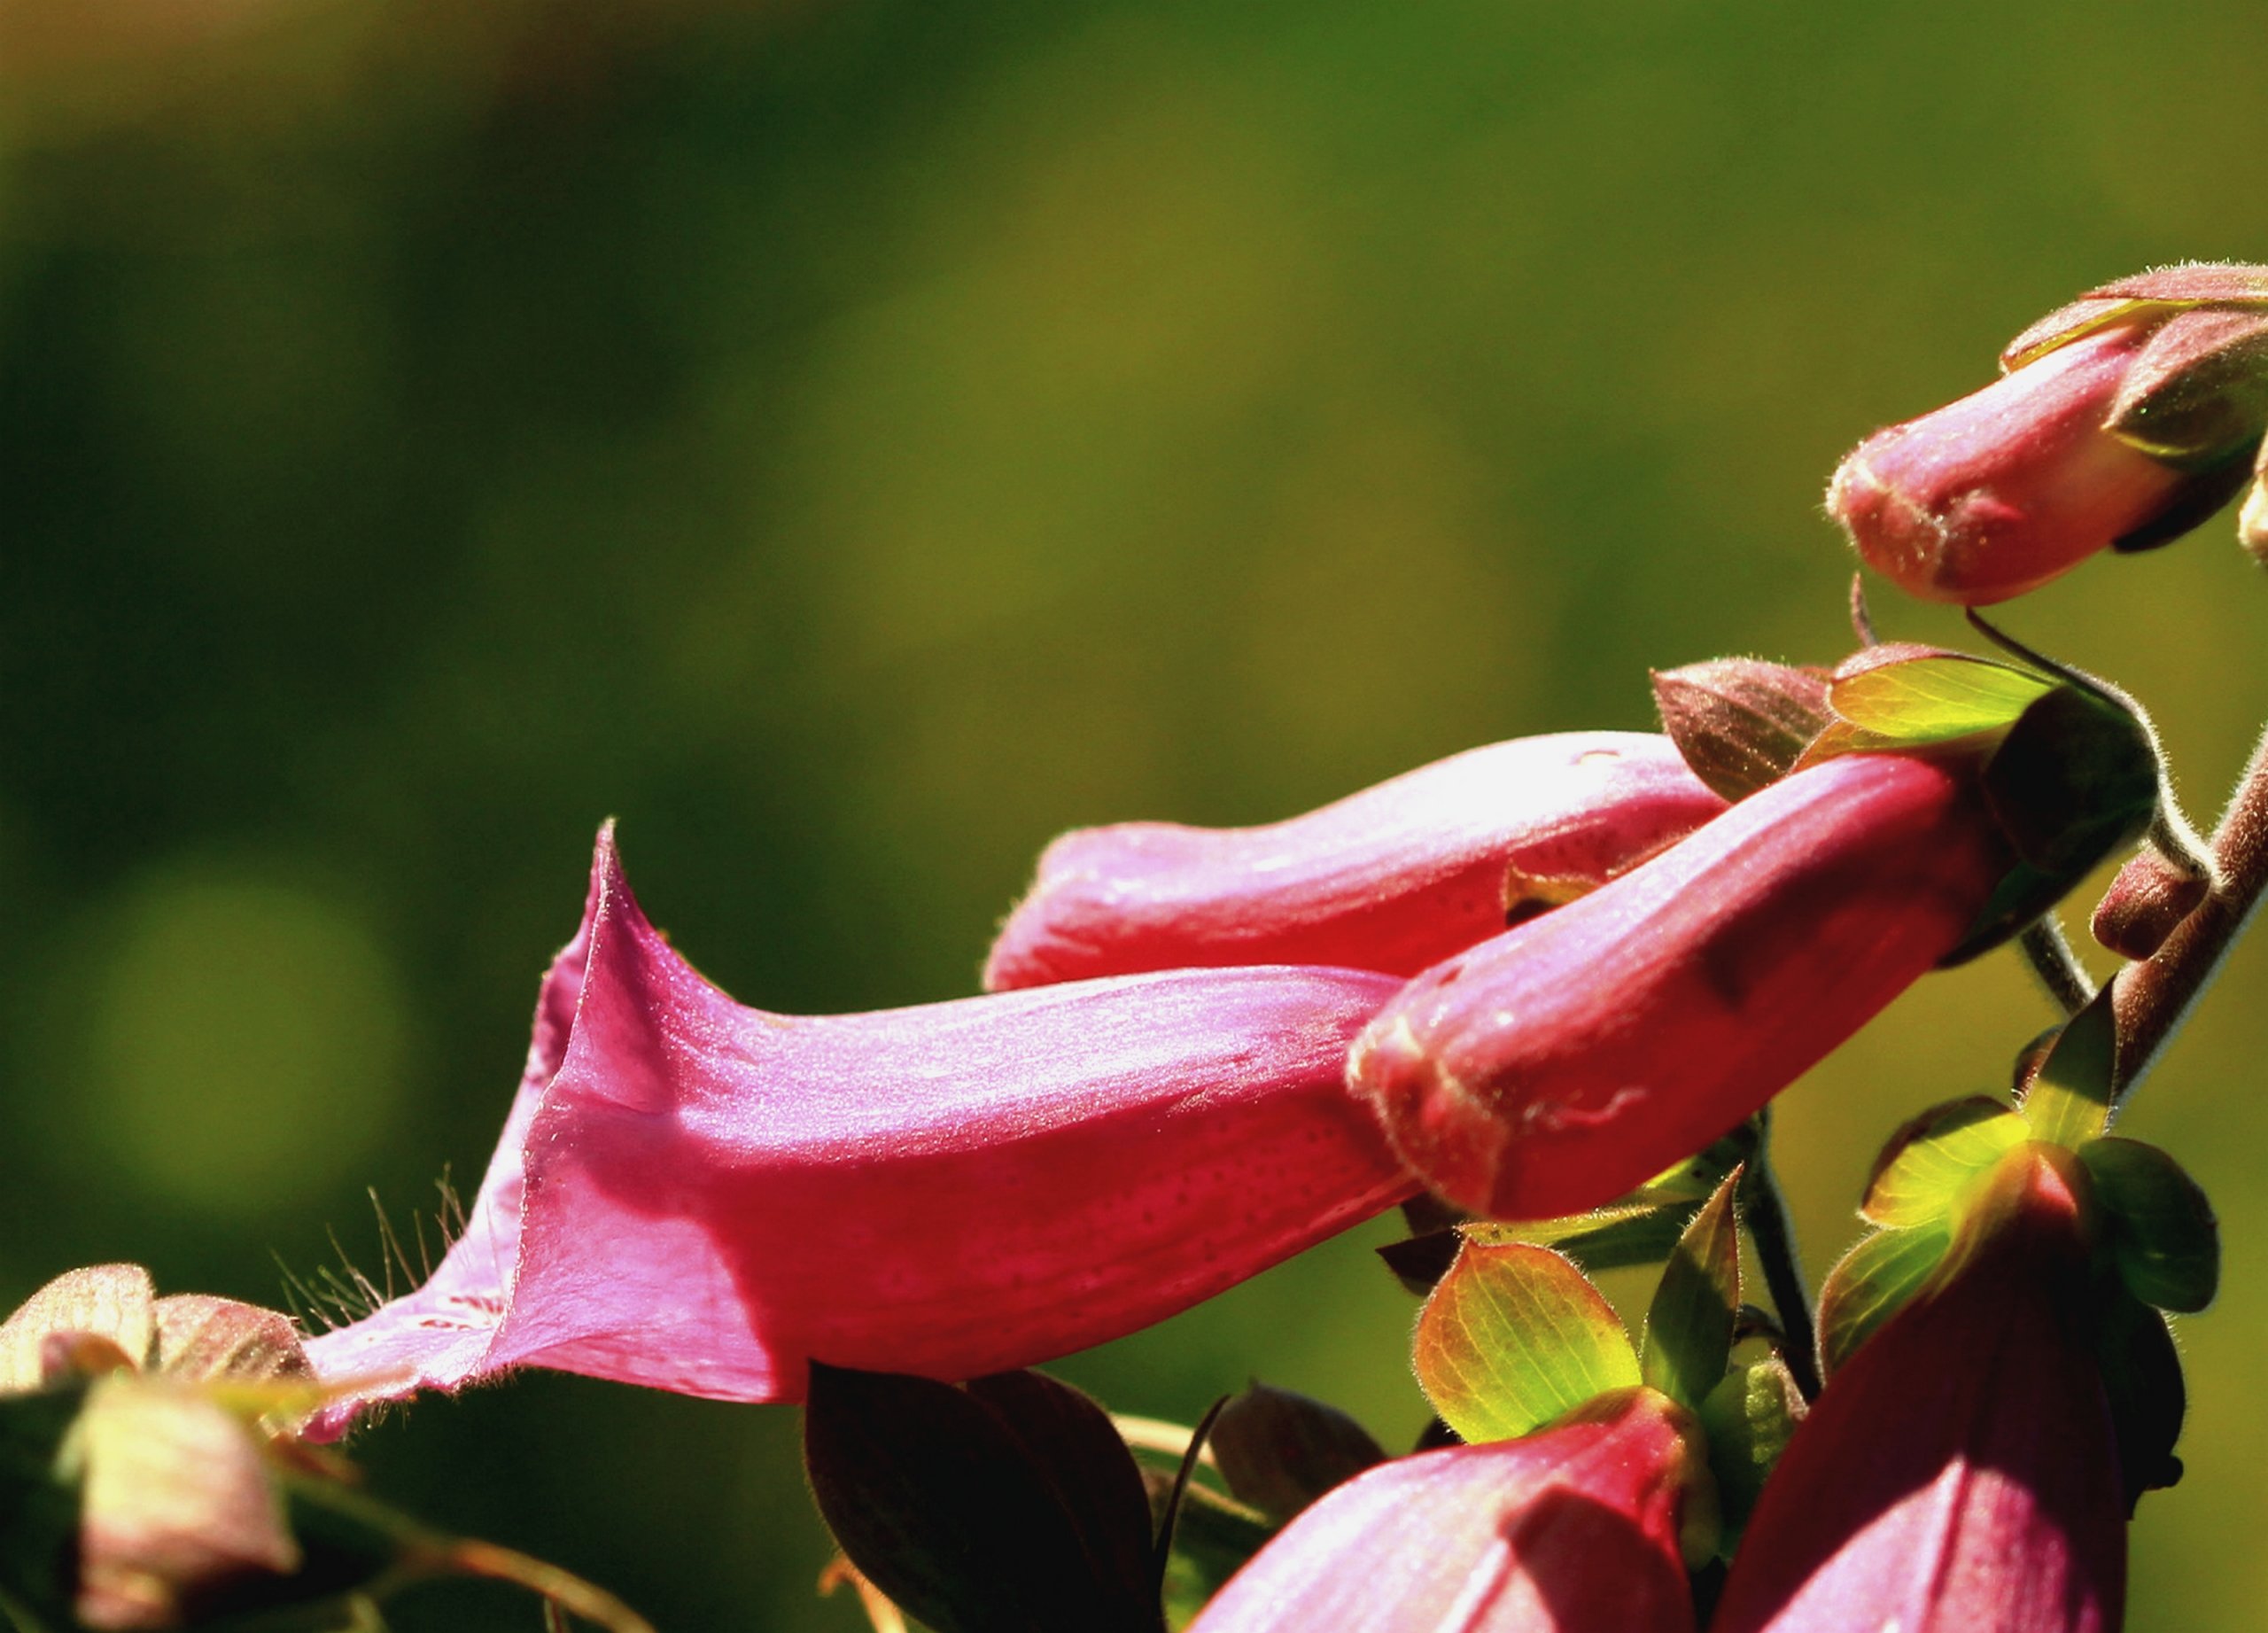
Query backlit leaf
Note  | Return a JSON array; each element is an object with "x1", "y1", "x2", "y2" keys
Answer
[{"x1": 1414, "y1": 1241, "x2": 1638, "y2": 1444}]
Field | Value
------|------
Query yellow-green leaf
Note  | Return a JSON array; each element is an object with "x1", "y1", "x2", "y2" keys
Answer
[
  {"x1": 1817, "y1": 1225, "x2": 1950, "y2": 1375},
  {"x1": 1414, "y1": 1241, "x2": 1638, "y2": 1444},
  {"x1": 1640, "y1": 1173, "x2": 1742, "y2": 1411},
  {"x1": 1861, "y1": 1098, "x2": 2031, "y2": 1227},
  {"x1": 1829, "y1": 656, "x2": 2053, "y2": 746}
]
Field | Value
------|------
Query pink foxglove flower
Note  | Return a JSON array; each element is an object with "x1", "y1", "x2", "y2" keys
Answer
[
  {"x1": 1348, "y1": 751, "x2": 2006, "y2": 1220},
  {"x1": 1829, "y1": 325, "x2": 2193, "y2": 605},
  {"x1": 1713, "y1": 1144, "x2": 2124, "y2": 1633},
  {"x1": 304, "y1": 828, "x2": 1412, "y2": 1435},
  {"x1": 984, "y1": 733, "x2": 1725, "y2": 990},
  {"x1": 1186, "y1": 1388, "x2": 1704, "y2": 1633}
]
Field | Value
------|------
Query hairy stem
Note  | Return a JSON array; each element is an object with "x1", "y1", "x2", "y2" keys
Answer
[
  {"x1": 1739, "y1": 1118, "x2": 1821, "y2": 1402},
  {"x1": 2017, "y1": 915, "x2": 2097, "y2": 1015},
  {"x1": 2113, "y1": 724, "x2": 2268, "y2": 1100}
]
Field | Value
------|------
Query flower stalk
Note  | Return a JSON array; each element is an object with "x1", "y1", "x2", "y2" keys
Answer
[
  {"x1": 1735, "y1": 1119, "x2": 1821, "y2": 1404},
  {"x1": 2112, "y1": 719, "x2": 2268, "y2": 1101}
]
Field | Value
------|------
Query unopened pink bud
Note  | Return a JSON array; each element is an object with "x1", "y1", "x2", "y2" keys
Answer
[
  {"x1": 985, "y1": 734, "x2": 1725, "y2": 989},
  {"x1": 1829, "y1": 326, "x2": 2194, "y2": 605},
  {"x1": 1348, "y1": 752, "x2": 2007, "y2": 1221}
]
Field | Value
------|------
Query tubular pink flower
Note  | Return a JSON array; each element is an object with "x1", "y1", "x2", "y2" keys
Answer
[
  {"x1": 303, "y1": 828, "x2": 1412, "y2": 1436},
  {"x1": 1714, "y1": 1146, "x2": 2124, "y2": 1633},
  {"x1": 984, "y1": 733, "x2": 1726, "y2": 991},
  {"x1": 1348, "y1": 752, "x2": 2007, "y2": 1221},
  {"x1": 1186, "y1": 1388, "x2": 1701, "y2": 1633},
  {"x1": 1828, "y1": 326, "x2": 2195, "y2": 606}
]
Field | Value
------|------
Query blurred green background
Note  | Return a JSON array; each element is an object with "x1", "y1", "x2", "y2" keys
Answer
[{"x1": 4, "y1": 0, "x2": 2265, "y2": 1626}]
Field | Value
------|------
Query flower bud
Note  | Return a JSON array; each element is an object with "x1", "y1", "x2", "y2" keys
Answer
[
  {"x1": 68, "y1": 1376, "x2": 303, "y2": 1630},
  {"x1": 1348, "y1": 752, "x2": 2008, "y2": 1221},
  {"x1": 2091, "y1": 846, "x2": 2211, "y2": 960},
  {"x1": 985, "y1": 734, "x2": 1724, "y2": 989},
  {"x1": 1830, "y1": 326, "x2": 2195, "y2": 604},
  {"x1": 1831, "y1": 264, "x2": 2268, "y2": 604}
]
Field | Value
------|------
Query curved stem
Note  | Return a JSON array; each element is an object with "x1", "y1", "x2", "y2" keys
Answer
[
  {"x1": 2018, "y1": 915, "x2": 2096, "y2": 1015},
  {"x1": 1738, "y1": 1118, "x2": 1821, "y2": 1403},
  {"x1": 2113, "y1": 724, "x2": 2268, "y2": 1101}
]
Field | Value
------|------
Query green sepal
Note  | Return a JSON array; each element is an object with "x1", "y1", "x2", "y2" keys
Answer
[
  {"x1": 1821, "y1": 653, "x2": 2054, "y2": 750},
  {"x1": 2079, "y1": 1137, "x2": 2219, "y2": 1312},
  {"x1": 1696, "y1": 1349, "x2": 1806, "y2": 1555},
  {"x1": 0, "y1": 1383, "x2": 89, "y2": 1632},
  {"x1": 1816, "y1": 1225, "x2": 1951, "y2": 1376},
  {"x1": 1860, "y1": 1097, "x2": 2031, "y2": 1228},
  {"x1": 2103, "y1": 307, "x2": 2268, "y2": 468},
  {"x1": 2093, "y1": 1286, "x2": 2187, "y2": 1514},
  {"x1": 1640, "y1": 1171, "x2": 1743, "y2": 1413},
  {"x1": 2019, "y1": 984, "x2": 2119, "y2": 1147},
  {"x1": 1628, "y1": 1132, "x2": 1754, "y2": 1204},
  {"x1": 1414, "y1": 1240, "x2": 1639, "y2": 1444},
  {"x1": 1946, "y1": 688, "x2": 2160, "y2": 962},
  {"x1": 1459, "y1": 1205, "x2": 1694, "y2": 1274}
]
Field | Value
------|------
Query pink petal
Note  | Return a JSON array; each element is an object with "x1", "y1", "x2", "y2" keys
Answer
[
  {"x1": 1715, "y1": 1147, "x2": 2124, "y2": 1633},
  {"x1": 305, "y1": 828, "x2": 1412, "y2": 1435},
  {"x1": 984, "y1": 734, "x2": 1727, "y2": 990},
  {"x1": 1187, "y1": 1388, "x2": 1699, "y2": 1633},
  {"x1": 1348, "y1": 752, "x2": 2007, "y2": 1220}
]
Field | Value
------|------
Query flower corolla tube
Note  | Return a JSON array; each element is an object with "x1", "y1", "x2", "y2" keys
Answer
[
  {"x1": 1714, "y1": 1144, "x2": 2124, "y2": 1633},
  {"x1": 303, "y1": 828, "x2": 1413, "y2": 1436},
  {"x1": 984, "y1": 732, "x2": 1725, "y2": 990},
  {"x1": 1185, "y1": 1388, "x2": 1704, "y2": 1633},
  {"x1": 1348, "y1": 750, "x2": 2008, "y2": 1220}
]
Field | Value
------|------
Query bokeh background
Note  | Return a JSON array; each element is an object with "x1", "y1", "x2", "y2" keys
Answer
[{"x1": 4, "y1": 0, "x2": 2265, "y2": 1626}]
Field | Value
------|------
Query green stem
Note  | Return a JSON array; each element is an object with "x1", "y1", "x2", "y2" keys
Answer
[
  {"x1": 1738, "y1": 1116, "x2": 1821, "y2": 1402},
  {"x1": 2017, "y1": 915, "x2": 2096, "y2": 1015}
]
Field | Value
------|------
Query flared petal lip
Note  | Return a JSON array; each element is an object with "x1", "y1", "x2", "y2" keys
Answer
[{"x1": 306, "y1": 826, "x2": 1412, "y2": 1435}]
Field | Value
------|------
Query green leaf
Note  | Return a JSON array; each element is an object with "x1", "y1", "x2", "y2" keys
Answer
[
  {"x1": 2093, "y1": 1287, "x2": 2187, "y2": 1512},
  {"x1": 1414, "y1": 1241, "x2": 1639, "y2": 1444},
  {"x1": 1640, "y1": 1173, "x2": 1742, "y2": 1412},
  {"x1": 1828, "y1": 657, "x2": 2053, "y2": 747},
  {"x1": 1860, "y1": 1097, "x2": 2031, "y2": 1227},
  {"x1": 1697, "y1": 1351, "x2": 1806, "y2": 1553},
  {"x1": 1817, "y1": 1225, "x2": 1950, "y2": 1375},
  {"x1": 2079, "y1": 1138, "x2": 2220, "y2": 1313},
  {"x1": 2021, "y1": 984, "x2": 2119, "y2": 1147}
]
